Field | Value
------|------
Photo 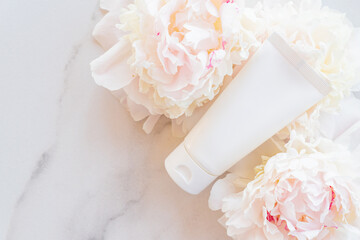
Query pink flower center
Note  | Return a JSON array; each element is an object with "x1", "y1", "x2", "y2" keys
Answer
[{"x1": 266, "y1": 185, "x2": 339, "y2": 235}]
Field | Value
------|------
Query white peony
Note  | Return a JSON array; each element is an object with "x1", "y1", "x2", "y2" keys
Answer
[
  {"x1": 91, "y1": 0, "x2": 264, "y2": 133},
  {"x1": 209, "y1": 131, "x2": 360, "y2": 240}
]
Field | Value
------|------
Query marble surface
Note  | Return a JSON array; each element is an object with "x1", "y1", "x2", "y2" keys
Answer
[{"x1": 0, "y1": 0, "x2": 359, "y2": 240}]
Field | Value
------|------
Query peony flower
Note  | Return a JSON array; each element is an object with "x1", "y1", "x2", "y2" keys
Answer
[
  {"x1": 91, "y1": 0, "x2": 265, "y2": 133},
  {"x1": 209, "y1": 131, "x2": 360, "y2": 240}
]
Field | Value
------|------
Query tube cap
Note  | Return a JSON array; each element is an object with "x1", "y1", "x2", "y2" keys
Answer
[{"x1": 165, "y1": 142, "x2": 217, "y2": 195}]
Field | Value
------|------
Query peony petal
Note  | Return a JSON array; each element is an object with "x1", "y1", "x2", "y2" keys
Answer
[
  {"x1": 91, "y1": 39, "x2": 133, "y2": 91},
  {"x1": 183, "y1": 21, "x2": 219, "y2": 50},
  {"x1": 123, "y1": 79, "x2": 162, "y2": 116},
  {"x1": 93, "y1": 8, "x2": 123, "y2": 50},
  {"x1": 205, "y1": 0, "x2": 219, "y2": 17},
  {"x1": 209, "y1": 174, "x2": 240, "y2": 211},
  {"x1": 143, "y1": 115, "x2": 161, "y2": 134},
  {"x1": 137, "y1": 0, "x2": 162, "y2": 16},
  {"x1": 126, "y1": 97, "x2": 150, "y2": 121}
]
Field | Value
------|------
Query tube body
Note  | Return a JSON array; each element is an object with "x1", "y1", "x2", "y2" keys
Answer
[{"x1": 165, "y1": 33, "x2": 330, "y2": 194}]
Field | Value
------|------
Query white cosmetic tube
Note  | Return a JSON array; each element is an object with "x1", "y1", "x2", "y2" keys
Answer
[{"x1": 165, "y1": 33, "x2": 331, "y2": 195}]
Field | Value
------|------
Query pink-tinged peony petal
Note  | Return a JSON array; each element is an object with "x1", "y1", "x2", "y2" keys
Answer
[
  {"x1": 220, "y1": 3, "x2": 239, "y2": 37},
  {"x1": 123, "y1": 79, "x2": 162, "y2": 116},
  {"x1": 157, "y1": 36, "x2": 184, "y2": 75},
  {"x1": 91, "y1": 39, "x2": 133, "y2": 91},
  {"x1": 157, "y1": 0, "x2": 185, "y2": 31},
  {"x1": 205, "y1": 0, "x2": 219, "y2": 17},
  {"x1": 329, "y1": 186, "x2": 336, "y2": 210},
  {"x1": 266, "y1": 211, "x2": 276, "y2": 223},
  {"x1": 209, "y1": 174, "x2": 249, "y2": 211},
  {"x1": 291, "y1": 229, "x2": 323, "y2": 240},
  {"x1": 93, "y1": 8, "x2": 123, "y2": 50},
  {"x1": 182, "y1": 21, "x2": 219, "y2": 50},
  {"x1": 126, "y1": 98, "x2": 150, "y2": 121},
  {"x1": 143, "y1": 115, "x2": 160, "y2": 134}
]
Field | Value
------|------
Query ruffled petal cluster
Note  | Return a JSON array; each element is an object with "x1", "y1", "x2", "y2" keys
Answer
[{"x1": 91, "y1": 0, "x2": 264, "y2": 133}]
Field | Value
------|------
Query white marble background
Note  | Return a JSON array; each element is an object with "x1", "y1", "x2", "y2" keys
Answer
[{"x1": 0, "y1": 1, "x2": 359, "y2": 240}]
